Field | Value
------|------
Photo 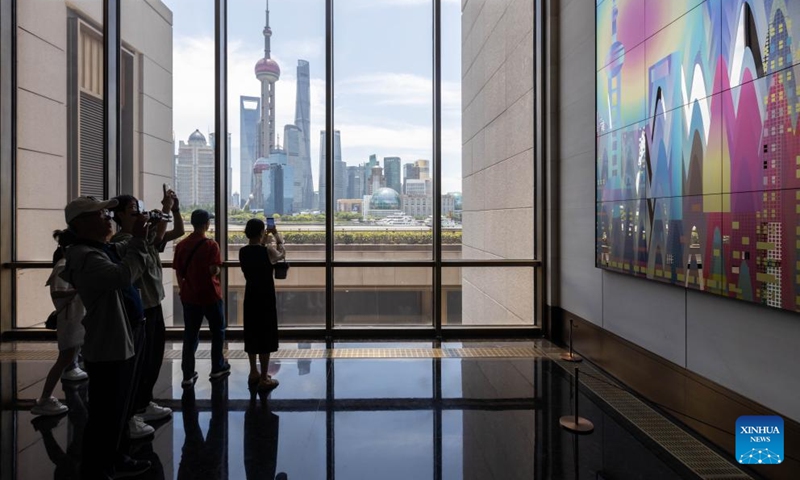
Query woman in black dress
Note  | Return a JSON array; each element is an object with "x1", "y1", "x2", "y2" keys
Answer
[{"x1": 239, "y1": 218, "x2": 286, "y2": 391}]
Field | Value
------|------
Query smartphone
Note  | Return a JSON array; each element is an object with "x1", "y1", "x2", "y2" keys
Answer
[
  {"x1": 137, "y1": 200, "x2": 146, "y2": 213},
  {"x1": 266, "y1": 217, "x2": 275, "y2": 229}
]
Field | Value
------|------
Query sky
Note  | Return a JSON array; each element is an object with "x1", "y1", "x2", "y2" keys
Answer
[{"x1": 165, "y1": 0, "x2": 464, "y2": 197}]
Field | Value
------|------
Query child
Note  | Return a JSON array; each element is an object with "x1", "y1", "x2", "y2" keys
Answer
[
  {"x1": 239, "y1": 218, "x2": 286, "y2": 391},
  {"x1": 32, "y1": 229, "x2": 87, "y2": 416}
]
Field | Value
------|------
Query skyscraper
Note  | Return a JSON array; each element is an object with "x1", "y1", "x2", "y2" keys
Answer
[
  {"x1": 240, "y1": 96, "x2": 261, "y2": 203},
  {"x1": 175, "y1": 130, "x2": 215, "y2": 207},
  {"x1": 415, "y1": 159, "x2": 430, "y2": 180},
  {"x1": 403, "y1": 162, "x2": 419, "y2": 194},
  {"x1": 334, "y1": 159, "x2": 348, "y2": 206},
  {"x1": 284, "y1": 124, "x2": 307, "y2": 212},
  {"x1": 318, "y1": 130, "x2": 342, "y2": 211},
  {"x1": 384, "y1": 157, "x2": 401, "y2": 194},
  {"x1": 255, "y1": 0, "x2": 280, "y2": 158},
  {"x1": 209, "y1": 132, "x2": 232, "y2": 207},
  {"x1": 347, "y1": 165, "x2": 363, "y2": 199},
  {"x1": 367, "y1": 154, "x2": 379, "y2": 169},
  {"x1": 369, "y1": 166, "x2": 385, "y2": 195},
  {"x1": 291, "y1": 60, "x2": 314, "y2": 211},
  {"x1": 295, "y1": 61, "x2": 311, "y2": 198}
]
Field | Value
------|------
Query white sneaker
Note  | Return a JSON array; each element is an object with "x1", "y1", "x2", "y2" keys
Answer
[
  {"x1": 31, "y1": 397, "x2": 69, "y2": 416},
  {"x1": 137, "y1": 401, "x2": 172, "y2": 422},
  {"x1": 128, "y1": 415, "x2": 155, "y2": 439},
  {"x1": 61, "y1": 367, "x2": 88, "y2": 382}
]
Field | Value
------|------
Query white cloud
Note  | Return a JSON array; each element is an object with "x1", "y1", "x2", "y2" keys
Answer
[
  {"x1": 352, "y1": 0, "x2": 460, "y2": 8},
  {"x1": 337, "y1": 73, "x2": 460, "y2": 110},
  {"x1": 171, "y1": 36, "x2": 463, "y2": 195}
]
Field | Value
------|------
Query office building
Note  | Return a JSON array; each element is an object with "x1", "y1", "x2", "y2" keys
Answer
[
  {"x1": 318, "y1": 129, "x2": 342, "y2": 211},
  {"x1": 383, "y1": 156, "x2": 401, "y2": 194},
  {"x1": 175, "y1": 130, "x2": 215, "y2": 207},
  {"x1": 239, "y1": 96, "x2": 261, "y2": 202}
]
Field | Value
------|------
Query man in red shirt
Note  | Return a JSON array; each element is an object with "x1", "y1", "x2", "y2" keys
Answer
[{"x1": 174, "y1": 209, "x2": 229, "y2": 387}]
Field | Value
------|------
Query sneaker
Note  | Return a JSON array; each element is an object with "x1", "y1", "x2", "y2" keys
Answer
[
  {"x1": 181, "y1": 371, "x2": 198, "y2": 388},
  {"x1": 113, "y1": 455, "x2": 151, "y2": 478},
  {"x1": 31, "y1": 413, "x2": 64, "y2": 431},
  {"x1": 61, "y1": 367, "x2": 89, "y2": 382},
  {"x1": 209, "y1": 362, "x2": 231, "y2": 380},
  {"x1": 257, "y1": 376, "x2": 279, "y2": 392},
  {"x1": 137, "y1": 402, "x2": 172, "y2": 422},
  {"x1": 31, "y1": 396, "x2": 69, "y2": 416},
  {"x1": 128, "y1": 416, "x2": 155, "y2": 440}
]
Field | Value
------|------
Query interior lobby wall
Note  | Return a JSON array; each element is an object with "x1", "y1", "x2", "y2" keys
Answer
[{"x1": 553, "y1": 0, "x2": 800, "y2": 424}]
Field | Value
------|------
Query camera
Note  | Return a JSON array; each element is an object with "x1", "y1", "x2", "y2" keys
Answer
[
  {"x1": 142, "y1": 210, "x2": 172, "y2": 224},
  {"x1": 135, "y1": 200, "x2": 171, "y2": 223}
]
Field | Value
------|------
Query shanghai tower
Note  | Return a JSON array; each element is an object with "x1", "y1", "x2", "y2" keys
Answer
[{"x1": 294, "y1": 60, "x2": 314, "y2": 210}]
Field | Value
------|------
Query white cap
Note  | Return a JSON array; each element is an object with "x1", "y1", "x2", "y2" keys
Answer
[{"x1": 65, "y1": 196, "x2": 119, "y2": 224}]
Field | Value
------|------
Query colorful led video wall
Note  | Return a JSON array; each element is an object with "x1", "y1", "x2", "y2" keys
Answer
[{"x1": 596, "y1": 0, "x2": 800, "y2": 311}]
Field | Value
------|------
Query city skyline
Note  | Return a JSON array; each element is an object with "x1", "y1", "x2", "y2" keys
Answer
[{"x1": 168, "y1": 0, "x2": 464, "y2": 199}]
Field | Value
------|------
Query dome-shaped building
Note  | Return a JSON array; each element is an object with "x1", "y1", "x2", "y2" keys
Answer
[
  {"x1": 364, "y1": 187, "x2": 403, "y2": 219},
  {"x1": 369, "y1": 188, "x2": 401, "y2": 210},
  {"x1": 188, "y1": 129, "x2": 207, "y2": 146}
]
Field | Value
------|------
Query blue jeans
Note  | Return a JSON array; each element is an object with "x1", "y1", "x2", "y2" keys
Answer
[{"x1": 182, "y1": 300, "x2": 226, "y2": 380}]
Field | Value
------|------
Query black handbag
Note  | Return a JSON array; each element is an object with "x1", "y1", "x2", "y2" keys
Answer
[
  {"x1": 274, "y1": 260, "x2": 290, "y2": 280},
  {"x1": 45, "y1": 310, "x2": 59, "y2": 330},
  {"x1": 45, "y1": 299, "x2": 71, "y2": 330}
]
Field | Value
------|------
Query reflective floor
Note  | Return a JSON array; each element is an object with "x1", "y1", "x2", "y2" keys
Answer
[{"x1": 0, "y1": 341, "x2": 752, "y2": 479}]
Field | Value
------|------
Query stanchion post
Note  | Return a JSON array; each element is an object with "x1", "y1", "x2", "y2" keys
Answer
[
  {"x1": 559, "y1": 367, "x2": 594, "y2": 434},
  {"x1": 560, "y1": 318, "x2": 583, "y2": 362}
]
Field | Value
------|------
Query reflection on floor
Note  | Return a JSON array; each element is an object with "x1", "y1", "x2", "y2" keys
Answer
[{"x1": 0, "y1": 340, "x2": 754, "y2": 479}]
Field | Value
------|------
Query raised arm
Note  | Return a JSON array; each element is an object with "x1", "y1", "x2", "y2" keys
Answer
[
  {"x1": 76, "y1": 238, "x2": 149, "y2": 290},
  {"x1": 265, "y1": 231, "x2": 286, "y2": 264}
]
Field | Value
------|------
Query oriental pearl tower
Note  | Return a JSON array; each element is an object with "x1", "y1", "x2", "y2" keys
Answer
[{"x1": 255, "y1": 0, "x2": 280, "y2": 158}]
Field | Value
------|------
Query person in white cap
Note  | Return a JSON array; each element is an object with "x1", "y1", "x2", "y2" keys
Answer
[
  {"x1": 110, "y1": 187, "x2": 184, "y2": 439},
  {"x1": 60, "y1": 196, "x2": 152, "y2": 480}
]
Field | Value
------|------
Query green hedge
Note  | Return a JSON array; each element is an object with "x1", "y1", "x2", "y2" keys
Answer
[{"x1": 227, "y1": 230, "x2": 461, "y2": 245}]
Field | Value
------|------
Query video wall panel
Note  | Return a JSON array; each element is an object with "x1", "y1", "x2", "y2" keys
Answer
[{"x1": 596, "y1": 0, "x2": 800, "y2": 312}]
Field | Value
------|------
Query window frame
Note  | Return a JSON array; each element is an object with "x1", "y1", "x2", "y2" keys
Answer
[{"x1": 2, "y1": 0, "x2": 545, "y2": 339}]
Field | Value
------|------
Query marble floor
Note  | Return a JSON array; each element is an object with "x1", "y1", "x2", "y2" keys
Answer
[{"x1": 0, "y1": 340, "x2": 754, "y2": 479}]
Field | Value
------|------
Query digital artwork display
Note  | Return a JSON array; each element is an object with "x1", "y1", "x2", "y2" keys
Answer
[{"x1": 596, "y1": 0, "x2": 800, "y2": 311}]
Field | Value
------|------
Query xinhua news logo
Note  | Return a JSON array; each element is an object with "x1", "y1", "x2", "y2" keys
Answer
[{"x1": 736, "y1": 416, "x2": 783, "y2": 465}]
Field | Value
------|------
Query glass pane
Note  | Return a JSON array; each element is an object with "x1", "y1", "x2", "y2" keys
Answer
[
  {"x1": 122, "y1": 0, "x2": 215, "y2": 327},
  {"x1": 334, "y1": 267, "x2": 433, "y2": 327},
  {"x1": 333, "y1": 0, "x2": 433, "y2": 260},
  {"x1": 442, "y1": 0, "x2": 463, "y2": 258},
  {"x1": 459, "y1": 0, "x2": 535, "y2": 260},
  {"x1": 15, "y1": 0, "x2": 104, "y2": 262},
  {"x1": 443, "y1": 267, "x2": 535, "y2": 326},
  {"x1": 227, "y1": 0, "x2": 326, "y2": 261},
  {"x1": 335, "y1": 411, "x2": 434, "y2": 479},
  {"x1": 227, "y1": 266, "x2": 326, "y2": 328},
  {"x1": 15, "y1": 269, "x2": 53, "y2": 329}
]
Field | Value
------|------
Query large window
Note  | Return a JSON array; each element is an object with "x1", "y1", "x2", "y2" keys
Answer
[{"x1": 8, "y1": 0, "x2": 540, "y2": 334}]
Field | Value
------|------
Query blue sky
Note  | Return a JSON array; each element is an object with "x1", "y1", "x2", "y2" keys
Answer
[{"x1": 166, "y1": 0, "x2": 463, "y2": 196}]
